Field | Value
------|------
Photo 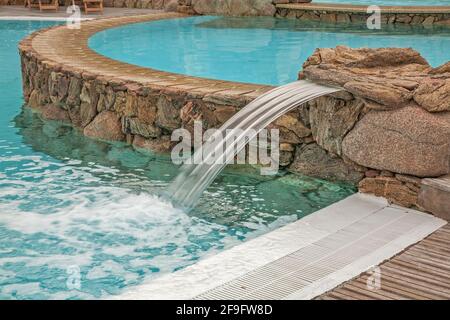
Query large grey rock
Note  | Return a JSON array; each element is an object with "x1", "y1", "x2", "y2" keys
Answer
[
  {"x1": 274, "y1": 112, "x2": 311, "y2": 138},
  {"x1": 133, "y1": 135, "x2": 172, "y2": 153},
  {"x1": 414, "y1": 78, "x2": 450, "y2": 112},
  {"x1": 164, "y1": 0, "x2": 179, "y2": 11},
  {"x1": 84, "y1": 111, "x2": 125, "y2": 141},
  {"x1": 309, "y1": 96, "x2": 364, "y2": 155},
  {"x1": 155, "y1": 95, "x2": 181, "y2": 131},
  {"x1": 342, "y1": 105, "x2": 450, "y2": 177},
  {"x1": 288, "y1": 143, "x2": 364, "y2": 184},
  {"x1": 122, "y1": 117, "x2": 161, "y2": 139},
  {"x1": 301, "y1": 46, "x2": 432, "y2": 109}
]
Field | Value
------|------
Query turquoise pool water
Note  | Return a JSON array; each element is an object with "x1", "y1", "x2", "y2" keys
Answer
[
  {"x1": 0, "y1": 21, "x2": 354, "y2": 299},
  {"x1": 313, "y1": 0, "x2": 450, "y2": 6},
  {"x1": 90, "y1": 16, "x2": 450, "y2": 85}
]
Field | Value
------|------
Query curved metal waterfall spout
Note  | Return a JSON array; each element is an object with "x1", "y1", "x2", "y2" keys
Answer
[{"x1": 167, "y1": 80, "x2": 341, "y2": 210}]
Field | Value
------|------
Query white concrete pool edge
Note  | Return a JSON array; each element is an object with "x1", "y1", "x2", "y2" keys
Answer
[{"x1": 116, "y1": 193, "x2": 446, "y2": 300}]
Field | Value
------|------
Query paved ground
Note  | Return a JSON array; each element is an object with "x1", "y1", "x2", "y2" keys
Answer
[
  {"x1": 0, "y1": 5, "x2": 162, "y2": 19},
  {"x1": 317, "y1": 224, "x2": 450, "y2": 300}
]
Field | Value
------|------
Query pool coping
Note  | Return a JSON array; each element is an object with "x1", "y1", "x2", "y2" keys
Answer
[{"x1": 19, "y1": 13, "x2": 273, "y2": 108}]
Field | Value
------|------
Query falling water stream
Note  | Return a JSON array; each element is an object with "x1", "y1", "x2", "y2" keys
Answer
[{"x1": 168, "y1": 80, "x2": 341, "y2": 209}]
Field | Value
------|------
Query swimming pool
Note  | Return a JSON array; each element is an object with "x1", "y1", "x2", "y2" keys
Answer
[
  {"x1": 313, "y1": 0, "x2": 450, "y2": 6},
  {"x1": 0, "y1": 20, "x2": 354, "y2": 299},
  {"x1": 90, "y1": 16, "x2": 450, "y2": 86}
]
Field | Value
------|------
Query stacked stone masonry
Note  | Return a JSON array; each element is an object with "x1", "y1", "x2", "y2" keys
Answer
[
  {"x1": 275, "y1": 7, "x2": 450, "y2": 25},
  {"x1": 19, "y1": 14, "x2": 450, "y2": 214}
]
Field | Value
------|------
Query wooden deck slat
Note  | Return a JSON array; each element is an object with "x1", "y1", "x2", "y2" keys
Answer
[
  {"x1": 383, "y1": 262, "x2": 450, "y2": 286},
  {"x1": 344, "y1": 282, "x2": 407, "y2": 300},
  {"x1": 333, "y1": 287, "x2": 374, "y2": 300},
  {"x1": 420, "y1": 238, "x2": 450, "y2": 250},
  {"x1": 327, "y1": 291, "x2": 358, "y2": 300},
  {"x1": 317, "y1": 224, "x2": 450, "y2": 300},
  {"x1": 377, "y1": 276, "x2": 449, "y2": 299},
  {"x1": 355, "y1": 277, "x2": 439, "y2": 300},
  {"x1": 414, "y1": 243, "x2": 450, "y2": 256},
  {"x1": 317, "y1": 295, "x2": 338, "y2": 300},
  {"x1": 378, "y1": 271, "x2": 450, "y2": 296},
  {"x1": 392, "y1": 259, "x2": 450, "y2": 282},
  {"x1": 408, "y1": 247, "x2": 450, "y2": 262},
  {"x1": 381, "y1": 265, "x2": 450, "y2": 291},
  {"x1": 397, "y1": 252, "x2": 450, "y2": 269},
  {"x1": 400, "y1": 253, "x2": 450, "y2": 271},
  {"x1": 355, "y1": 276, "x2": 439, "y2": 299}
]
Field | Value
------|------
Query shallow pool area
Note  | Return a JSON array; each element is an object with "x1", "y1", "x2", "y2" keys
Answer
[
  {"x1": 0, "y1": 20, "x2": 356, "y2": 299},
  {"x1": 313, "y1": 0, "x2": 450, "y2": 6},
  {"x1": 89, "y1": 16, "x2": 450, "y2": 86}
]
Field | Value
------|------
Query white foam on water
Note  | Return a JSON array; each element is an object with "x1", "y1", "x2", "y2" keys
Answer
[{"x1": 0, "y1": 153, "x2": 241, "y2": 298}]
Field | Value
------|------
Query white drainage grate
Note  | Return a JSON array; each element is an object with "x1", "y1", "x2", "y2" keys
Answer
[
  {"x1": 117, "y1": 194, "x2": 446, "y2": 300},
  {"x1": 195, "y1": 207, "x2": 445, "y2": 300}
]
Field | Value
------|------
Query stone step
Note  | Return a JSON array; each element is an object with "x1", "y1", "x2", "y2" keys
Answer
[{"x1": 419, "y1": 175, "x2": 450, "y2": 221}]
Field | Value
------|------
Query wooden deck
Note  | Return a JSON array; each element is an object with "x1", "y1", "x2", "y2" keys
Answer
[{"x1": 317, "y1": 224, "x2": 450, "y2": 300}]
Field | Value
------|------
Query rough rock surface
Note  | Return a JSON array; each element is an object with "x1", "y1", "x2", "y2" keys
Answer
[
  {"x1": 288, "y1": 143, "x2": 364, "y2": 184},
  {"x1": 301, "y1": 46, "x2": 434, "y2": 110},
  {"x1": 309, "y1": 95, "x2": 364, "y2": 156},
  {"x1": 300, "y1": 46, "x2": 450, "y2": 212},
  {"x1": 35, "y1": 104, "x2": 70, "y2": 122},
  {"x1": 342, "y1": 105, "x2": 450, "y2": 177},
  {"x1": 359, "y1": 176, "x2": 418, "y2": 208},
  {"x1": 84, "y1": 111, "x2": 125, "y2": 141},
  {"x1": 274, "y1": 112, "x2": 311, "y2": 142},
  {"x1": 133, "y1": 135, "x2": 172, "y2": 153},
  {"x1": 414, "y1": 78, "x2": 450, "y2": 112}
]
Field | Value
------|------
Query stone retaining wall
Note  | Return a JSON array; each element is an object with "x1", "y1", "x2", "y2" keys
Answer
[
  {"x1": 18, "y1": 15, "x2": 450, "y2": 213},
  {"x1": 275, "y1": 6, "x2": 450, "y2": 25}
]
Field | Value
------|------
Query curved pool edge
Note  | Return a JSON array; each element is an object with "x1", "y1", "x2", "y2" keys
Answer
[
  {"x1": 19, "y1": 13, "x2": 276, "y2": 154},
  {"x1": 19, "y1": 12, "x2": 273, "y2": 110}
]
